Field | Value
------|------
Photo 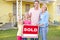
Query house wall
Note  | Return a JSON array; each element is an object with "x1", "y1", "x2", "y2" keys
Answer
[{"x1": 0, "y1": 0, "x2": 13, "y2": 24}]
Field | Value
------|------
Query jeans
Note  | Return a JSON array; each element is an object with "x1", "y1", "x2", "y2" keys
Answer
[
  {"x1": 23, "y1": 38, "x2": 38, "y2": 40},
  {"x1": 39, "y1": 27, "x2": 48, "y2": 40},
  {"x1": 23, "y1": 38, "x2": 27, "y2": 40},
  {"x1": 31, "y1": 38, "x2": 38, "y2": 40}
]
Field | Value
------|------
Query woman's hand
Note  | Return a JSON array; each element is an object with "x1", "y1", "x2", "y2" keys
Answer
[
  {"x1": 35, "y1": 24, "x2": 40, "y2": 26},
  {"x1": 40, "y1": 24, "x2": 44, "y2": 26},
  {"x1": 37, "y1": 24, "x2": 44, "y2": 27}
]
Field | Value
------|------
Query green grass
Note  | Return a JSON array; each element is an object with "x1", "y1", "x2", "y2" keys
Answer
[
  {"x1": 47, "y1": 26, "x2": 60, "y2": 40},
  {"x1": 0, "y1": 26, "x2": 60, "y2": 40},
  {"x1": 0, "y1": 29, "x2": 17, "y2": 40}
]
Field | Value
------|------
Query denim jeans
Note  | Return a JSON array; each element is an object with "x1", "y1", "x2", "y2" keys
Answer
[
  {"x1": 31, "y1": 38, "x2": 38, "y2": 40},
  {"x1": 23, "y1": 38, "x2": 27, "y2": 40},
  {"x1": 23, "y1": 38, "x2": 38, "y2": 40},
  {"x1": 39, "y1": 27, "x2": 48, "y2": 40}
]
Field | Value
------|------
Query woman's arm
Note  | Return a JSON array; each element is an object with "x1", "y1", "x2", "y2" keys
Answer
[{"x1": 39, "y1": 11, "x2": 49, "y2": 27}]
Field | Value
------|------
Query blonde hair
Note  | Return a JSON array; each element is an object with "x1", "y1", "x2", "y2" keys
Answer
[{"x1": 42, "y1": 3, "x2": 47, "y2": 11}]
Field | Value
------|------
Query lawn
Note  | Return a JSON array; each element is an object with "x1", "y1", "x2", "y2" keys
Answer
[
  {"x1": 0, "y1": 29, "x2": 17, "y2": 40},
  {"x1": 0, "y1": 25, "x2": 60, "y2": 40}
]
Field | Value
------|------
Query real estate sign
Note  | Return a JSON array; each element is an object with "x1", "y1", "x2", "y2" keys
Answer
[{"x1": 22, "y1": 25, "x2": 38, "y2": 38}]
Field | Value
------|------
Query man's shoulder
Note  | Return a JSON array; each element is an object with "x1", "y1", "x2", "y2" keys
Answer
[
  {"x1": 30, "y1": 7, "x2": 41, "y2": 10},
  {"x1": 30, "y1": 7, "x2": 34, "y2": 10}
]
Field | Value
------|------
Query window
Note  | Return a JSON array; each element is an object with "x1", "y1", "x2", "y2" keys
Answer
[
  {"x1": 56, "y1": 5, "x2": 60, "y2": 15},
  {"x1": 25, "y1": 4, "x2": 30, "y2": 12}
]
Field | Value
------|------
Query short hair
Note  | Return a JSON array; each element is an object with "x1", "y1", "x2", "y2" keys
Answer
[{"x1": 34, "y1": 0, "x2": 39, "y2": 3}]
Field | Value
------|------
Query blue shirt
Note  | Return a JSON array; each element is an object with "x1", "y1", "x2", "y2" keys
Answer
[{"x1": 39, "y1": 11, "x2": 49, "y2": 27}]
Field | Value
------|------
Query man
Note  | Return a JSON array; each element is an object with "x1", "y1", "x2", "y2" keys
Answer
[
  {"x1": 29, "y1": 1, "x2": 41, "y2": 25},
  {"x1": 23, "y1": 1, "x2": 41, "y2": 40},
  {"x1": 29, "y1": 1, "x2": 41, "y2": 40}
]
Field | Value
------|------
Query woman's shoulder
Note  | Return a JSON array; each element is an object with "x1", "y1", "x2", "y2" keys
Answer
[
  {"x1": 45, "y1": 11, "x2": 49, "y2": 15},
  {"x1": 45, "y1": 11, "x2": 48, "y2": 13},
  {"x1": 44, "y1": 11, "x2": 49, "y2": 17}
]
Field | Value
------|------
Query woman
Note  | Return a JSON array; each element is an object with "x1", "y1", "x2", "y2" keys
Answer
[
  {"x1": 28, "y1": 1, "x2": 40, "y2": 40},
  {"x1": 39, "y1": 4, "x2": 49, "y2": 40}
]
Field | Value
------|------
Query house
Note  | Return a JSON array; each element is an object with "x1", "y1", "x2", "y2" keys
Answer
[
  {"x1": 0, "y1": 0, "x2": 60, "y2": 28},
  {"x1": 0, "y1": 0, "x2": 19, "y2": 28}
]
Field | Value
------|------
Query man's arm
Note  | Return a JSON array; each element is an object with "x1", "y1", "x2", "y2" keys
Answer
[{"x1": 28, "y1": 8, "x2": 32, "y2": 18}]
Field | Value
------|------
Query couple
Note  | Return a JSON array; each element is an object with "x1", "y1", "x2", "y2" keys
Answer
[{"x1": 23, "y1": 1, "x2": 49, "y2": 40}]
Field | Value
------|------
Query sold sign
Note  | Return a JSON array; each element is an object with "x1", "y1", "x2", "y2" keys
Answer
[{"x1": 22, "y1": 25, "x2": 38, "y2": 38}]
